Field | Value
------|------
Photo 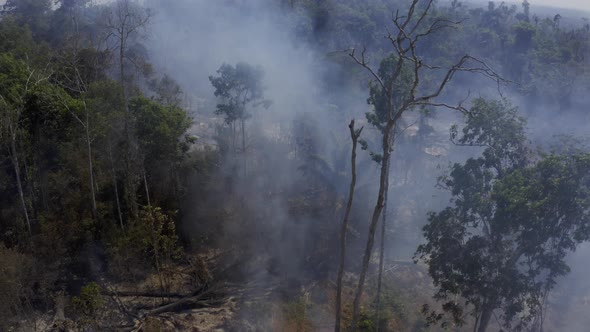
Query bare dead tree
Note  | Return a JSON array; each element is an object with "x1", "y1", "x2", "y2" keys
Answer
[
  {"x1": 102, "y1": 0, "x2": 151, "y2": 103},
  {"x1": 335, "y1": 119, "x2": 363, "y2": 332},
  {"x1": 101, "y1": 0, "x2": 151, "y2": 218},
  {"x1": 346, "y1": 1, "x2": 506, "y2": 330}
]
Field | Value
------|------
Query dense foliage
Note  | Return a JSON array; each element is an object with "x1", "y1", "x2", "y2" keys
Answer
[
  {"x1": 0, "y1": 0, "x2": 194, "y2": 327},
  {"x1": 1, "y1": 0, "x2": 589, "y2": 330},
  {"x1": 417, "y1": 99, "x2": 590, "y2": 331}
]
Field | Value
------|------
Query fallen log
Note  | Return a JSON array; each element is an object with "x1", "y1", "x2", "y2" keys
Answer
[
  {"x1": 145, "y1": 287, "x2": 231, "y2": 316},
  {"x1": 146, "y1": 288, "x2": 218, "y2": 316},
  {"x1": 102, "y1": 290, "x2": 186, "y2": 299}
]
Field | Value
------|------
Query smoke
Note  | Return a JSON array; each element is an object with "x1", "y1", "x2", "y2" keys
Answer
[
  {"x1": 138, "y1": 0, "x2": 590, "y2": 328},
  {"x1": 145, "y1": 0, "x2": 345, "y2": 122},
  {"x1": 142, "y1": 0, "x2": 373, "y2": 285},
  {"x1": 136, "y1": 0, "x2": 500, "y2": 272}
]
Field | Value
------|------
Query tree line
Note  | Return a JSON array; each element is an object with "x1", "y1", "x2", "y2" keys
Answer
[{"x1": 0, "y1": 0, "x2": 195, "y2": 327}]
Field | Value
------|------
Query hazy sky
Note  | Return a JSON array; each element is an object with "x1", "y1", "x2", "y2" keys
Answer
[
  {"x1": 524, "y1": 0, "x2": 589, "y2": 11},
  {"x1": 0, "y1": 0, "x2": 587, "y2": 16}
]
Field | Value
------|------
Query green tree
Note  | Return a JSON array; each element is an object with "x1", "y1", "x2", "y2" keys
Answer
[
  {"x1": 0, "y1": 244, "x2": 49, "y2": 327},
  {"x1": 55, "y1": 48, "x2": 102, "y2": 221},
  {"x1": 86, "y1": 80, "x2": 127, "y2": 229},
  {"x1": 71, "y1": 282, "x2": 105, "y2": 328},
  {"x1": 108, "y1": 206, "x2": 180, "y2": 290},
  {"x1": 0, "y1": 18, "x2": 37, "y2": 58},
  {"x1": 365, "y1": 54, "x2": 413, "y2": 132},
  {"x1": 1, "y1": 0, "x2": 51, "y2": 38},
  {"x1": 209, "y1": 62, "x2": 269, "y2": 154},
  {"x1": 416, "y1": 98, "x2": 590, "y2": 332},
  {"x1": 130, "y1": 96, "x2": 193, "y2": 207},
  {"x1": 0, "y1": 53, "x2": 55, "y2": 235}
]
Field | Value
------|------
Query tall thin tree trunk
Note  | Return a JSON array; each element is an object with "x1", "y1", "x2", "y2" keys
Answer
[
  {"x1": 123, "y1": 104, "x2": 138, "y2": 219},
  {"x1": 10, "y1": 131, "x2": 31, "y2": 235},
  {"x1": 536, "y1": 290, "x2": 549, "y2": 332},
  {"x1": 119, "y1": 32, "x2": 138, "y2": 219},
  {"x1": 154, "y1": 244, "x2": 164, "y2": 293},
  {"x1": 376, "y1": 126, "x2": 395, "y2": 331},
  {"x1": 335, "y1": 120, "x2": 363, "y2": 332},
  {"x1": 109, "y1": 140, "x2": 124, "y2": 230},
  {"x1": 23, "y1": 150, "x2": 34, "y2": 209},
  {"x1": 119, "y1": 35, "x2": 128, "y2": 141},
  {"x1": 231, "y1": 122, "x2": 236, "y2": 155},
  {"x1": 477, "y1": 304, "x2": 493, "y2": 332},
  {"x1": 85, "y1": 110, "x2": 98, "y2": 220},
  {"x1": 349, "y1": 119, "x2": 394, "y2": 331},
  {"x1": 375, "y1": 170, "x2": 389, "y2": 332},
  {"x1": 143, "y1": 168, "x2": 151, "y2": 207},
  {"x1": 473, "y1": 310, "x2": 481, "y2": 332},
  {"x1": 241, "y1": 118, "x2": 246, "y2": 154},
  {"x1": 240, "y1": 118, "x2": 247, "y2": 178}
]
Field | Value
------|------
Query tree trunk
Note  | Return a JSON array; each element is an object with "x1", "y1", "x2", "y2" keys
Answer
[
  {"x1": 23, "y1": 152, "x2": 36, "y2": 220},
  {"x1": 119, "y1": 29, "x2": 138, "y2": 219},
  {"x1": 477, "y1": 305, "x2": 493, "y2": 332},
  {"x1": 240, "y1": 118, "x2": 247, "y2": 177},
  {"x1": 349, "y1": 119, "x2": 394, "y2": 331},
  {"x1": 109, "y1": 140, "x2": 124, "y2": 230},
  {"x1": 376, "y1": 124, "x2": 396, "y2": 331},
  {"x1": 143, "y1": 168, "x2": 151, "y2": 206},
  {"x1": 85, "y1": 110, "x2": 98, "y2": 220},
  {"x1": 53, "y1": 291, "x2": 66, "y2": 321},
  {"x1": 232, "y1": 122, "x2": 236, "y2": 154},
  {"x1": 375, "y1": 167, "x2": 389, "y2": 332},
  {"x1": 241, "y1": 118, "x2": 246, "y2": 154},
  {"x1": 10, "y1": 129, "x2": 31, "y2": 235},
  {"x1": 335, "y1": 120, "x2": 362, "y2": 332}
]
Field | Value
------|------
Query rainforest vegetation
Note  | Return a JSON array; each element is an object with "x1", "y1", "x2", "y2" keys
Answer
[{"x1": 1, "y1": 0, "x2": 590, "y2": 331}]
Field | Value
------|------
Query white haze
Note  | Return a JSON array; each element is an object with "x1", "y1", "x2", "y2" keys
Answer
[
  {"x1": 463, "y1": 0, "x2": 590, "y2": 12},
  {"x1": 140, "y1": 0, "x2": 590, "y2": 329},
  {"x1": 145, "y1": 0, "x2": 355, "y2": 128},
  {"x1": 143, "y1": 0, "x2": 375, "y2": 283}
]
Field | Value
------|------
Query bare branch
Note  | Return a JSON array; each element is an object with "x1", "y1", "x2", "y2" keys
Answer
[
  {"x1": 56, "y1": 93, "x2": 86, "y2": 128},
  {"x1": 394, "y1": 118, "x2": 419, "y2": 140},
  {"x1": 408, "y1": 0, "x2": 434, "y2": 35},
  {"x1": 348, "y1": 48, "x2": 386, "y2": 91},
  {"x1": 415, "y1": 18, "x2": 463, "y2": 42}
]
